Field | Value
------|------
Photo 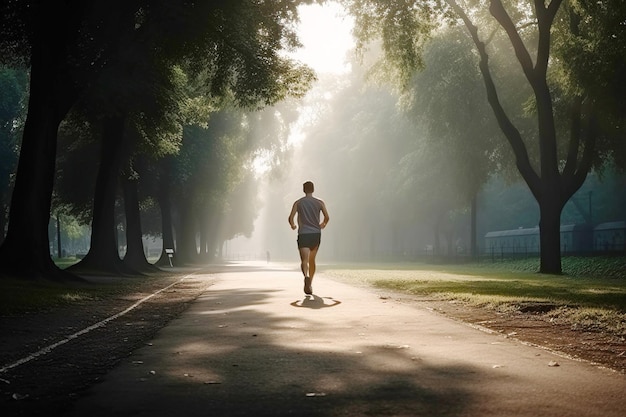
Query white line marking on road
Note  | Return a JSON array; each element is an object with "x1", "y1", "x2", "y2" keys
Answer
[{"x1": 0, "y1": 271, "x2": 200, "y2": 374}]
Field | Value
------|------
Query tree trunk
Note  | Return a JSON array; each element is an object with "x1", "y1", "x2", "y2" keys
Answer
[
  {"x1": 470, "y1": 193, "x2": 477, "y2": 259},
  {"x1": 451, "y1": 1, "x2": 567, "y2": 273},
  {"x1": 156, "y1": 158, "x2": 176, "y2": 266},
  {"x1": 0, "y1": 28, "x2": 78, "y2": 280},
  {"x1": 69, "y1": 116, "x2": 132, "y2": 275},
  {"x1": 56, "y1": 214, "x2": 62, "y2": 259},
  {"x1": 433, "y1": 215, "x2": 442, "y2": 257},
  {"x1": 199, "y1": 213, "x2": 209, "y2": 260},
  {"x1": 201, "y1": 212, "x2": 221, "y2": 262},
  {"x1": 0, "y1": 196, "x2": 7, "y2": 245},
  {"x1": 176, "y1": 197, "x2": 198, "y2": 265},
  {"x1": 121, "y1": 173, "x2": 158, "y2": 273},
  {"x1": 538, "y1": 191, "x2": 563, "y2": 274}
]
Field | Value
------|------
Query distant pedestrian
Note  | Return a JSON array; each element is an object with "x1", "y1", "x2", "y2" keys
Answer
[{"x1": 288, "y1": 181, "x2": 329, "y2": 295}]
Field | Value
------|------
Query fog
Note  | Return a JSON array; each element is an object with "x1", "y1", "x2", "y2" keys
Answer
[
  {"x1": 224, "y1": 3, "x2": 493, "y2": 263},
  {"x1": 222, "y1": 4, "x2": 626, "y2": 264},
  {"x1": 226, "y1": 61, "x2": 448, "y2": 262}
]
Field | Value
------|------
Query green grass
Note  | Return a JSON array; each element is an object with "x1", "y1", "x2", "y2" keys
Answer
[
  {"x1": 0, "y1": 273, "x2": 138, "y2": 316},
  {"x1": 53, "y1": 256, "x2": 82, "y2": 269},
  {"x1": 325, "y1": 256, "x2": 626, "y2": 336},
  {"x1": 326, "y1": 257, "x2": 626, "y2": 310},
  {"x1": 0, "y1": 256, "x2": 167, "y2": 315},
  {"x1": 0, "y1": 278, "x2": 99, "y2": 315}
]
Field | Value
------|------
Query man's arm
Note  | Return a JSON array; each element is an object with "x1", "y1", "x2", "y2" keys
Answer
[
  {"x1": 320, "y1": 201, "x2": 329, "y2": 229},
  {"x1": 288, "y1": 201, "x2": 298, "y2": 230}
]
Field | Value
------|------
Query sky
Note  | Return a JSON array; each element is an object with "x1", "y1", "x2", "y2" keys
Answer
[
  {"x1": 289, "y1": 1, "x2": 355, "y2": 75},
  {"x1": 252, "y1": 2, "x2": 355, "y2": 174}
]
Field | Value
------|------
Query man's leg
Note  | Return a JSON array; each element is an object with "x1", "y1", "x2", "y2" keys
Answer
[
  {"x1": 302, "y1": 245, "x2": 319, "y2": 294},
  {"x1": 298, "y1": 247, "x2": 310, "y2": 278},
  {"x1": 308, "y1": 245, "x2": 319, "y2": 279}
]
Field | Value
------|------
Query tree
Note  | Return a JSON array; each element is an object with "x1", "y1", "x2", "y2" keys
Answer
[
  {"x1": 68, "y1": 55, "x2": 186, "y2": 276},
  {"x1": 172, "y1": 108, "x2": 253, "y2": 263},
  {"x1": 0, "y1": 0, "x2": 315, "y2": 279},
  {"x1": 0, "y1": 0, "x2": 144, "y2": 280},
  {"x1": 345, "y1": 0, "x2": 626, "y2": 273}
]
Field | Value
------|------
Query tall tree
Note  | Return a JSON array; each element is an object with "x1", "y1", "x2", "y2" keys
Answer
[
  {"x1": 345, "y1": 0, "x2": 626, "y2": 273},
  {"x1": 0, "y1": 0, "x2": 140, "y2": 280},
  {"x1": 0, "y1": 0, "x2": 315, "y2": 279}
]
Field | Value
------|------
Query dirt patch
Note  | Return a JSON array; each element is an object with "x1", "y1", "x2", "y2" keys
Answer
[{"x1": 410, "y1": 297, "x2": 626, "y2": 374}]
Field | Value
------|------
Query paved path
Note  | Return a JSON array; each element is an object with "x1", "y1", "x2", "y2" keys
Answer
[{"x1": 70, "y1": 263, "x2": 626, "y2": 416}]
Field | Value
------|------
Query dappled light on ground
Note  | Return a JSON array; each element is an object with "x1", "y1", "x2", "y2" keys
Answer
[{"x1": 68, "y1": 267, "x2": 626, "y2": 417}]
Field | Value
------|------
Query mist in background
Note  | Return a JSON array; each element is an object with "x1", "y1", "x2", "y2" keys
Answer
[
  {"x1": 222, "y1": 2, "x2": 626, "y2": 264},
  {"x1": 225, "y1": 27, "x2": 463, "y2": 262}
]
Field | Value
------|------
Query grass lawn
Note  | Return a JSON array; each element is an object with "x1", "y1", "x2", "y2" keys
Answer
[
  {"x1": 0, "y1": 257, "x2": 138, "y2": 315},
  {"x1": 0, "y1": 276, "x2": 134, "y2": 315},
  {"x1": 324, "y1": 256, "x2": 626, "y2": 336}
]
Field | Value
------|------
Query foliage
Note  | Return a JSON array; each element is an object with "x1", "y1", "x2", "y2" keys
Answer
[
  {"x1": 552, "y1": 0, "x2": 626, "y2": 169},
  {"x1": 345, "y1": 0, "x2": 442, "y2": 90},
  {"x1": 0, "y1": 67, "x2": 28, "y2": 176},
  {"x1": 400, "y1": 27, "x2": 503, "y2": 211},
  {"x1": 0, "y1": 0, "x2": 319, "y2": 278},
  {"x1": 343, "y1": 0, "x2": 626, "y2": 273}
]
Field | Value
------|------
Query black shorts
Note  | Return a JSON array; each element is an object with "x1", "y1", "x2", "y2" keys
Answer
[{"x1": 297, "y1": 233, "x2": 321, "y2": 249}]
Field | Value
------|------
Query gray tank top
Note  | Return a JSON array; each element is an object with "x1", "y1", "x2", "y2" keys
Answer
[{"x1": 297, "y1": 196, "x2": 323, "y2": 234}]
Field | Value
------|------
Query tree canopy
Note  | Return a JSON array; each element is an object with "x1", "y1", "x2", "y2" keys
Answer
[{"x1": 0, "y1": 0, "x2": 316, "y2": 279}]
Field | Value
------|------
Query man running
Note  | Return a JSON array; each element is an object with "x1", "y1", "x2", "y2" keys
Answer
[{"x1": 288, "y1": 181, "x2": 329, "y2": 295}]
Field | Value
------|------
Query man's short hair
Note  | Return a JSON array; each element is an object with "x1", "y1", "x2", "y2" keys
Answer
[{"x1": 303, "y1": 181, "x2": 314, "y2": 193}]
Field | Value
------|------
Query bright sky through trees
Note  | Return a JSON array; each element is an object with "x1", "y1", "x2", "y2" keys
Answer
[
  {"x1": 252, "y1": 1, "x2": 355, "y2": 175},
  {"x1": 290, "y1": 1, "x2": 354, "y2": 75}
]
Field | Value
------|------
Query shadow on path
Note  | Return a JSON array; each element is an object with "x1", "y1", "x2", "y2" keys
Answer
[
  {"x1": 67, "y1": 267, "x2": 626, "y2": 417},
  {"x1": 290, "y1": 295, "x2": 342, "y2": 309}
]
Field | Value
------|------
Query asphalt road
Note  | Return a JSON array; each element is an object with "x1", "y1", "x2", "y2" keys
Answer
[{"x1": 69, "y1": 262, "x2": 626, "y2": 417}]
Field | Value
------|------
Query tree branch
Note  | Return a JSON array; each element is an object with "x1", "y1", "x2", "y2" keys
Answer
[
  {"x1": 489, "y1": 0, "x2": 535, "y2": 81},
  {"x1": 446, "y1": 0, "x2": 541, "y2": 196},
  {"x1": 565, "y1": 102, "x2": 597, "y2": 199},
  {"x1": 562, "y1": 95, "x2": 582, "y2": 179},
  {"x1": 533, "y1": 0, "x2": 564, "y2": 76}
]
